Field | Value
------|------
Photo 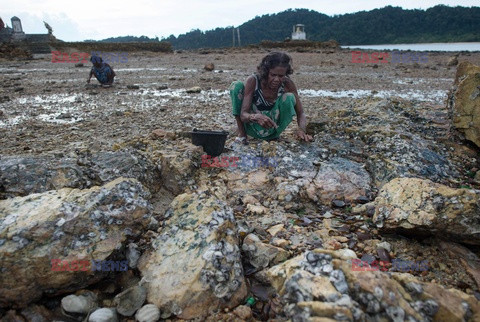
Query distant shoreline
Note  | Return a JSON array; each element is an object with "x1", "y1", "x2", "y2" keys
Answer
[{"x1": 342, "y1": 42, "x2": 480, "y2": 52}]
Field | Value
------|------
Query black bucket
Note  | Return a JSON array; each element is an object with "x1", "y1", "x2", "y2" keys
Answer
[{"x1": 191, "y1": 129, "x2": 228, "y2": 156}]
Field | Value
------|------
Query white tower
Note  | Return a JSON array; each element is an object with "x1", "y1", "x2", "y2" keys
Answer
[{"x1": 292, "y1": 24, "x2": 306, "y2": 40}]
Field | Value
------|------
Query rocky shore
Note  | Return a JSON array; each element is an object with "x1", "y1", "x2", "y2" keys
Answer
[{"x1": 1, "y1": 47, "x2": 480, "y2": 321}]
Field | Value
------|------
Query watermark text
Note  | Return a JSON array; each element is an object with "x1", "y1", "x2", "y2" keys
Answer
[
  {"x1": 51, "y1": 51, "x2": 129, "y2": 64},
  {"x1": 351, "y1": 51, "x2": 428, "y2": 64},
  {"x1": 352, "y1": 259, "x2": 429, "y2": 272},
  {"x1": 51, "y1": 259, "x2": 128, "y2": 272},
  {"x1": 201, "y1": 155, "x2": 278, "y2": 168}
]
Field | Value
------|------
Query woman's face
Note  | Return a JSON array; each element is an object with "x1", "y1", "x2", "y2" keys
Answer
[{"x1": 266, "y1": 66, "x2": 287, "y2": 90}]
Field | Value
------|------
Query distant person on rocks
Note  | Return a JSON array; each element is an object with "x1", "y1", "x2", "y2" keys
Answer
[
  {"x1": 87, "y1": 55, "x2": 115, "y2": 87},
  {"x1": 229, "y1": 51, "x2": 312, "y2": 144}
]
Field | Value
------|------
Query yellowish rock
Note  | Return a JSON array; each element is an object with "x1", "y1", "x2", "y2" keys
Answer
[
  {"x1": 267, "y1": 224, "x2": 285, "y2": 237},
  {"x1": 373, "y1": 177, "x2": 480, "y2": 245},
  {"x1": 272, "y1": 238, "x2": 290, "y2": 248},
  {"x1": 450, "y1": 61, "x2": 480, "y2": 148},
  {"x1": 297, "y1": 301, "x2": 352, "y2": 320},
  {"x1": 246, "y1": 204, "x2": 268, "y2": 215},
  {"x1": 242, "y1": 195, "x2": 259, "y2": 205}
]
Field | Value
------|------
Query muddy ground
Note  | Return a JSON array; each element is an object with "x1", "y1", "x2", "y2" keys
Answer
[{"x1": 1, "y1": 48, "x2": 479, "y2": 156}]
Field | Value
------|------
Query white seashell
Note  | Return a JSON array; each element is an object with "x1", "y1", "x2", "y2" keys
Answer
[
  {"x1": 88, "y1": 308, "x2": 118, "y2": 322},
  {"x1": 61, "y1": 294, "x2": 95, "y2": 314},
  {"x1": 135, "y1": 304, "x2": 161, "y2": 322}
]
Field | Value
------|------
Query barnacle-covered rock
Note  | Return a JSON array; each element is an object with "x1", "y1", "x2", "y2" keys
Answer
[
  {"x1": 0, "y1": 178, "x2": 152, "y2": 308},
  {"x1": 267, "y1": 249, "x2": 480, "y2": 321},
  {"x1": 138, "y1": 191, "x2": 246, "y2": 319}
]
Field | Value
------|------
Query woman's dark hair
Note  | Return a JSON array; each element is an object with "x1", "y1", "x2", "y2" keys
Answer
[
  {"x1": 257, "y1": 51, "x2": 293, "y2": 81},
  {"x1": 90, "y1": 55, "x2": 103, "y2": 64}
]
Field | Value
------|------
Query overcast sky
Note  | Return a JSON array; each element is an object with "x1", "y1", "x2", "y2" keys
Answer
[{"x1": 1, "y1": 0, "x2": 478, "y2": 41}]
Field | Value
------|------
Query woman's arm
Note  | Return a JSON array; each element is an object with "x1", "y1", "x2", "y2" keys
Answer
[
  {"x1": 284, "y1": 78, "x2": 313, "y2": 141},
  {"x1": 87, "y1": 69, "x2": 94, "y2": 83},
  {"x1": 240, "y1": 76, "x2": 277, "y2": 128}
]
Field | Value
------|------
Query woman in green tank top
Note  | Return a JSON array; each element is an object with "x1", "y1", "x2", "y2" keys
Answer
[{"x1": 229, "y1": 51, "x2": 312, "y2": 144}]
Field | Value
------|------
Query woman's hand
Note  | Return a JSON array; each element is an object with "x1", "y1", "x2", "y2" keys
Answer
[
  {"x1": 296, "y1": 128, "x2": 313, "y2": 142},
  {"x1": 251, "y1": 113, "x2": 278, "y2": 129}
]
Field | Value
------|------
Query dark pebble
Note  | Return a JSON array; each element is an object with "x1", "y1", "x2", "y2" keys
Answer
[
  {"x1": 348, "y1": 239, "x2": 357, "y2": 249},
  {"x1": 474, "y1": 291, "x2": 480, "y2": 301},
  {"x1": 57, "y1": 113, "x2": 72, "y2": 119},
  {"x1": 250, "y1": 282, "x2": 273, "y2": 302},
  {"x1": 299, "y1": 217, "x2": 313, "y2": 226},
  {"x1": 337, "y1": 225, "x2": 350, "y2": 233},
  {"x1": 253, "y1": 227, "x2": 268, "y2": 239},
  {"x1": 377, "y1": 247, "x2": 391, "y2": 262},
  {"x1": 127, "y1": 85, "x2": 140, "y2": 89},
  {"x1": 456, "y1": 281, "x2": 470, "y2": 290},
  {"x1": 356, "y1": 196, "x2": 370, "y2": 204},
  {"x1": 243, "y1": 263, "x2": 257, "y2": 276},
  {"x1": 306, "y1": 252, "x2": 319, "y2": 263},
  {"x1": 356, "y1": 232, "x2": 371, "y2": 241},
  {"x1": 309, "y1": 239, "x2": 323, "y2": 248},
  {"x1": 366, "y1": 205, "x2": 376, "y2": 217},
  {"x1": 332, "y1": 199, "x2": 346, "y2": 208}
]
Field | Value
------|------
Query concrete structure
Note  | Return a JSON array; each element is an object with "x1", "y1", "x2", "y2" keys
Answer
[
  {"x1": 11, "y1": 16, "x2": 26, "y2": 41},
  {"x1": 292, "y1": 24, "x2": 306, "y2": 40},
  {"x1": 0, "y1": 16, "x2": 57, "y2": 53}
]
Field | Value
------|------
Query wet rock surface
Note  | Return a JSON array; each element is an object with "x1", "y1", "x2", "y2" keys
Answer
[
  {"x1": 311, "y1": 157, "x2": 372, "y2": 204},
  {"x1": 1, "y1": 49, "x2": 480, "y2": 321},
  {"x1": 0, "y1": 149, "x2": 162, "y2": 199},
  {"x1": 0, "y1": 177, "x2": 152, "y2": 308}
]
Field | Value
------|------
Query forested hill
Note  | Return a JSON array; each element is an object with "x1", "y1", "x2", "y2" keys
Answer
[{"x1": 158, "y1": 5, "x2": 479, "y2": 50}]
